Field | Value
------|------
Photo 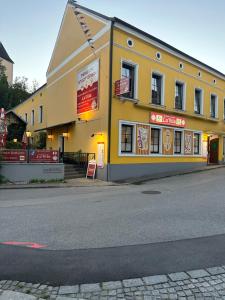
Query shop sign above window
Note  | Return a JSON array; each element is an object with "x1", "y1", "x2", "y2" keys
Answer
[
  {"x1": 150, "y1": 112, "x2": 186, "y2": 128},
  {"x1": 115, "y1": 77, "x2": 130, "y2": 96}
]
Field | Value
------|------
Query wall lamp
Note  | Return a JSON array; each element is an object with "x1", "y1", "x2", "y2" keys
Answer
[
  {"x1": 91, "y1": 133, "x2": 103, "y2": 138},
  {"x1": 13, "y1": 138, "x2": 18, "y2": 143},
  {"x1": 48, "y1": 134, "x2": 54, "y2": 140},
  {"x1": 26, "y1": 131, "x2": 32, "y2": 138},
  {"x1": 63, "y1": 132, "x2": 69, "y2": 138}
]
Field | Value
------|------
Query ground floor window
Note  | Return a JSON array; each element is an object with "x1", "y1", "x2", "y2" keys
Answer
[
  {"x1": 194, "y1": 133, "x2": 201, "y2": 154},
  {"x1": 121, "y1": 124, "x2": 134, "y2": 153},
  {"x1": 174, "y1": 131, "x2": 182, "y2": 154},
  {"x1": 151, "y1": 128, "x2": 161, "y2": 153}
]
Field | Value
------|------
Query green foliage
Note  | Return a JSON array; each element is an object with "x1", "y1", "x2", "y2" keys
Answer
[
  {"x1": 29, "y1": 178, "x2": 64, "y2": 184},
  {"x1": 0, "y1": 175, "x2": 8, "y2": 184},
  {"x1": 7, "y1": 123, "x2": 26, "y2": 142},
  {"x1": 33, "y1": 132, "x2": 47, "y2": 149},
  {"x1": 5, "y1": 140, "x2": 23, "y2": 149},
  {"x1": 0, "y1": 60, "x2": 31, "y2": 110}
]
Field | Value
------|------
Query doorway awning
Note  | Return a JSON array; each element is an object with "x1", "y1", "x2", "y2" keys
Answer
[{"x1": 34, "y1": 121, "x2": 75, "y2": 132}]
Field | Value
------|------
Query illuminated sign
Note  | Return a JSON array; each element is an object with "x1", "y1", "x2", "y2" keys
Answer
[{"x1": 150, "y1": 112, "x2": 186, "y2": 128}]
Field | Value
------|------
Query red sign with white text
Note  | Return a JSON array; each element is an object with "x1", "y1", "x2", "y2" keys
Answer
[
  {"x1": 77, "y1": 60, "x2": 99, "y2": 114},
  {"x1": 150, "y1": 112, "x2": 186, "y2": 128},
  {"x1": 86, "y1": 160, "x2": 96, "y2": 179},
  {"x1": 0, "y1": 150, "x2": 27, "y2": 162},
  {"x1": 29, "y1": 150, "x2": 59, "y2": 163},
  {"x1": 115, "y1": 78, "x2": 130, "y2": 96}
]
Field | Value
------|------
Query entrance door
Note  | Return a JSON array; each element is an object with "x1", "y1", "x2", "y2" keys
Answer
[{"x1": 209, "y1": 138, "x2": 219, "y2": 164}]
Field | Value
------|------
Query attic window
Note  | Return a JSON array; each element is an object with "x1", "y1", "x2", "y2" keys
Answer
[
  {"x1": 179, "y1": 62, "x2": 184, "y2": 70},
  {"x1": 127, "y1": 38, "x2": 134, "y2": 48},
  {"x1": 198, "y1": 71, "x2": 202, "y2": 77},
  {"x1": 213, "y1": 79, "x2": 216, "y2": 84},
  {"x1": 156, "y1": 52, "x2": 162, "y2": 60}
]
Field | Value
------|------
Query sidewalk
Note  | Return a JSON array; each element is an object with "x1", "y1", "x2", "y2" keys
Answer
[
  {"x1": 1, "y1": 265, "x2": 225, "y2": 299},
  {"x1": 0, "y1": 164, "x2": 225, "y2": 189}
]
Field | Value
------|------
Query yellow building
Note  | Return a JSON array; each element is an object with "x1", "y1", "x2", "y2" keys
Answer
[{"x1": 13, "y1": 1, "x2": 225, "y2": 181}]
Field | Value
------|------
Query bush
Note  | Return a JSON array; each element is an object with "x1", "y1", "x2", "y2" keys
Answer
[{"x1": 6, "y1": 140, "x2": 23, "y2": 149}]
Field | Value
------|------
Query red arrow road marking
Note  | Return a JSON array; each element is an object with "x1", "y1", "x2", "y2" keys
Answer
[{"x1": 0, "y1": 241, "x2": 47, "y2": 249}]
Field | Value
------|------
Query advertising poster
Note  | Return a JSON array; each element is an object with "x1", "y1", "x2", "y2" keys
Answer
[
  {"x1": 77, "y1": 59, "x2": 99, "y2": 114},
  {"x1": 184, "y1": 131, "x2": 193, "y2": 155},
  {"x1": 136, "y1": 125, "x2": 150, "y2": 155},
  {"x1": 115, "y1": 78, "x2": 130, "y2": 96},
  {"x1": 162, "y1": 128, "x2": 174, "y2": 155},
  {"x1": 1, "y1": 150, "x2": 27, "y2": 162},
  {"x1": 97, "y1": 142, "x2": 104, "y2": 168}
]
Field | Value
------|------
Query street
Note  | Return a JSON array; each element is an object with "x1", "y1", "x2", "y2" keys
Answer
[{"x1": 1, "y1": 168, "x2": 225, "y2": 250}]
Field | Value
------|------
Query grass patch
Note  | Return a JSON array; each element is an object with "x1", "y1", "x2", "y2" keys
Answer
[{"x1": 29, "y1": 178, "x2": 65, "y2": 184}]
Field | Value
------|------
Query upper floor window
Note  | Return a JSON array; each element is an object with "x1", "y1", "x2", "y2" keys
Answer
[
  {"x1": 151, "y1": 128, "x2": 161, "y2": 154},
  {"x1": 151, "y1": 73, "x2": 163, "y2": 105},
  {"x1": 174, "y1": 131, "x2": 182, "y2": 154},
  {"x1": 194, "y1": 89, "x2": 203, "y2": 114},
  {"x1": 210, "y1": 94, "x2": 217, "y2": 118},
  {"x1": 31, "y1": 110, "x2": 34, "y2": 126},
  {"x1": 39, "y1": 106, "x2": 43, "y2": 123},
  {"x1": 25, "y1": 113, "x2": 28, "y2": 123},
  {"x1": 121, "y1": 124, "x2": 134, "y2": 153},
  {"x1": 224, "y1": 99, "x2": 225, "y2": 120},
  {"x1": 122, "y1": 62, "x2": 136, "y2": 99},
  {"x1": 175, "y1": 82, "x2": 184, "y2": 110}
]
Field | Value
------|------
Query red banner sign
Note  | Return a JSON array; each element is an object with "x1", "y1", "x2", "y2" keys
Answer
[
  {"x1": 77, "y1": 60, "x2": 99, "y2": 114},
  {"x1": 29, "y1": 150, "x2": 59, "y2": 163},
  {"x1": 86, "y1": 160, "x2": 96, "y2": 179},
  {"x1": 150, "y1": 112, "x2": 186, "y2": 128},
  {"x1": 0, "y1": 108, "x2": 7, "y2": 148},
  {"x1": 0, "y1": 150, "x2": 27, "y2": 162},
  {"x1": 115, "y1": 78, "x2": 130, "y2": 96}
]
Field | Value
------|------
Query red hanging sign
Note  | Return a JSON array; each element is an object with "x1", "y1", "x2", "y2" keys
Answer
[
  {"x1": 0, "y1": 150, "x2": 27, "y2": 162},
  {"x1": 150, "y1": 112, "x2": 186, "y2": 128},
  {"x1": 115, "y1": 78, "x2": 130, "y2": 96}
]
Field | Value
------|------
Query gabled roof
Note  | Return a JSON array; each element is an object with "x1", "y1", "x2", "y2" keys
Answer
[
  {"x1": 0, "y1": 42, "x2": 14, "y2": 64},
  {"x1": 71, "y1": 2, "x2": 225, "y2": 80},
  {"x1": 6, "y1": 110, "x2": 27, "y2": 124}
]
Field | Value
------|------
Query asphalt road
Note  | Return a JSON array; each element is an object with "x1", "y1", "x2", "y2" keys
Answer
[
  {"x1": 1, "y1": 168, "x2": 225, "y2": 250},
  {"x1": 1, "y1": 168, "x2": 225, "y2": 284}
]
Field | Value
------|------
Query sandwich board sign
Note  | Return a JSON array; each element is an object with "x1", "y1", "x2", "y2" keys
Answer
[{"x1": 86, "y1": 160, "x2": 97, "y2": 179}]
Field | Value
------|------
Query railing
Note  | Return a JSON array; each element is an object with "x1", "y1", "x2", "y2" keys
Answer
[{"x1": 62, "y1": 152, "x2": 95, "y2": 168}]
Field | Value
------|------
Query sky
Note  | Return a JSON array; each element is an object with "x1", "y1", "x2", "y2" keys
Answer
[{"x1": 1, "y1": 0, "x2": 225, "y2": 89}]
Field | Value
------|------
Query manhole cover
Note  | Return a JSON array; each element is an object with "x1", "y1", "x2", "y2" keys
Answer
[{"x1": 141, "y1": 191, "x2": 161, "y2": 195}]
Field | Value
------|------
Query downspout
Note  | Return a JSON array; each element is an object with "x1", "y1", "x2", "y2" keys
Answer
[{"x1": 107, "y1": 19, "x2": 114, "y2": 181}]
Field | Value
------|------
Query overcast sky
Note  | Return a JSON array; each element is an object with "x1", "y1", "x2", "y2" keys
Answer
[{"x1": 1, "y1": 0, "x2": 225, "y2": 88}]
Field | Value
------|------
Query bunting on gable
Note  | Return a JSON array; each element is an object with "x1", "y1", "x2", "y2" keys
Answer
[{"x1": 69, "y1": 0, "x2": 96, "y2": 54}]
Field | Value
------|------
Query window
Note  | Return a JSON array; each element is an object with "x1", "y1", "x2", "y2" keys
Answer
[
  {"x1": 194, "y1": 133, "x2": 201, "y2": 155},
  {"x1": 152, "y1": 73, "x2": 163, "y2": 105},
  {"x1": 210, "y1": 94, "x2": 217, "y2": 118},
  {"x1": 39, "y1": 106, "x2": 43, "y2": 123},
  {"x1": 31, "y1": 110, "x2": 34, "y2": 125},
  {"x1": 25, "y1": 113, "x2": 28, "y2": 123},
  {"x1": 175, "y1": 82, "x2": 184, "y2": 110},
  {"x1": 194, "y1": 89, "x2": 202, "y2": 114},
  {"x1": 121, "y1": 124, "x2": 134, "y2": 153},
  {"x1": 224, "y1": 99, "x2": 225, "y2": 120},
  {"x1": 174, "y1": 131, "x2": 182, "y2": 154},
  {"x1": 151, "y1": 128, "x2": 161, "y2": 153},
  {"x1": 122, "y1": 62, "x2": 136, "y2": 99}
]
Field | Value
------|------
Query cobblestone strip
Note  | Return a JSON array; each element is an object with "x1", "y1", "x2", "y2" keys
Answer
[{"x1": 1, "y1": 266, "x2": 225, "y2": 299}]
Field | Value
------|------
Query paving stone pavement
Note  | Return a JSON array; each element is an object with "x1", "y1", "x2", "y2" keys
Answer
[{"x1": 2, "y1": 266, "x2": 225, "y2": 299}]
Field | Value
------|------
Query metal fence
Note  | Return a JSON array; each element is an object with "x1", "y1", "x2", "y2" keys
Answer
[{"x1": 62, "y1": 152, "x2": 95, "y2": 168}]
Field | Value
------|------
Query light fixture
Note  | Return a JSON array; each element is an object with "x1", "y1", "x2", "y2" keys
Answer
[
  {"x1": 91, "y1": 132, "x2": 103, "y2": 138},
  {"x1": 26, "y1": 131, "x2": 32, "y2": 137},
  {"x1": 13, "y1": 138, "x2": 17, "y2": 143},
  {"x1": 48, "y1": 134, "x2": 53, "y2": 140},
  {"x1": 63, "y1": 132, "x2": 69, "y2": 138}
]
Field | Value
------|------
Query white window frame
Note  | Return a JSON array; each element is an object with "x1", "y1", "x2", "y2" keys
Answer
[
  {"x1": 31, "y1": 110, "x2": 34, "y2": 126},
  {"x1": 119, "y1": 121, "x2": 136, "y2": 156},
  {"x1": 193, "y1": 132, "x2": 202, "y2": 156},
  {"x1": 194, "y1": 88, "x2": 204, "y2": 115},
  {"x1": 39, "y1": 105, "x2": 43, "y2": 123},
  {"x1": 173, "y1": 129, "x2": 184, "y2": 155},
  {"x1": 151, "y1": 70, "x2": 165, "y2": 106},
  {"x1": 120, "y1": 59, "x2": 139, "y2": 100},
  {"x1": 175, "y1": 80, "x2": 186, "y2": 111},
  {"x1": 210, "y1": 93, "x2": 218, "y2": 118},
  {"x1": 150, "y1": 125, "x2": 162, "y2": 155}
]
